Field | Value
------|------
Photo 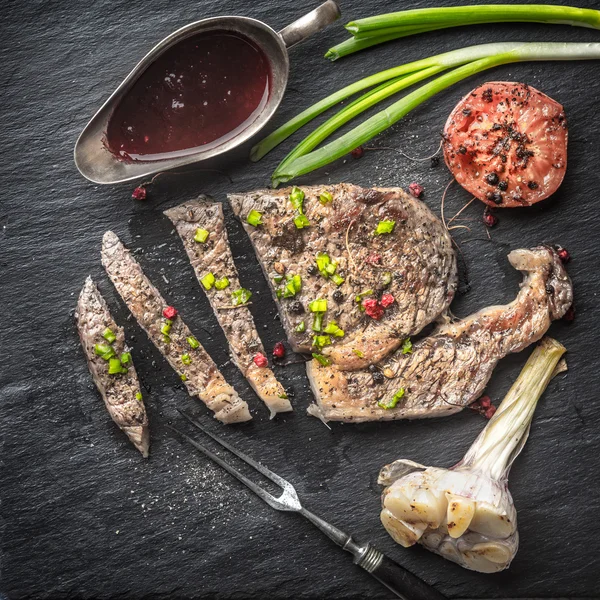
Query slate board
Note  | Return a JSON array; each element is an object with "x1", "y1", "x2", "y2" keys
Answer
[{"x1": 2, "y1": 0, "x2": 600, "y2": 597}]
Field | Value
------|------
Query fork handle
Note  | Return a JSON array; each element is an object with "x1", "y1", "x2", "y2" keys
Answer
[{"x1": 356, "y1": 544, "x2": 447, "y2": 600}]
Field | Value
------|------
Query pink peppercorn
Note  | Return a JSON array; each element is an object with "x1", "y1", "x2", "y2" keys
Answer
[
  {"x1": 273, "y1": 342, "x2": 286, "y2": 359},
  {"x1": 162, "y1": 306, "x2": 178, "y2": 319},
  {"x1": 408, "y1": 182, "x2": 424, "y2": 199},
  {"x1": 132, "y1": 186, "x2": 147, "y2": 201},
  {"x1": 483, "y1": 210, "x2": 498, "y2": 228},
  {"x1": 363, "y1": 298, "x2": 384, "y2": 320},
  {"x1": 351, "y1": 146, "x2": 364, "y2": 159},
  {"x1": 365, "y1": 253, "x2": 382, "y2": 265},
  {"x1": 253, "y1": 353, "x2": 268, "y2": 368},
  {"x1": 380, "y1": 294, "x2": 395, "y2": 308},
  {"x1": 556, "y1": 246, "x2": 570, "y2": 263}
]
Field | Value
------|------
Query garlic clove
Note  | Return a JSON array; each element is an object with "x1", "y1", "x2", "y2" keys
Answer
[
  {"x1": 380, "y1": 508, "x2": 427, "y2": 547},
  {"x1": 445, "y1": 493, "x2": 476, "y2": 538},
  {"x1": 385, "y1": 486, "x2": 446, "y2": 527},
  {"x1": 462, "y1": 542, "x2": 512, "y2": 573},
  {"x1": 470, "y1": 501, "x2": 515, "y2": 538}
]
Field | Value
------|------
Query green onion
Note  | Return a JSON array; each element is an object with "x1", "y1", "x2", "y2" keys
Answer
[
  {"x1": 312, "y1": 312, "x2": 324, "y2": 332},
  {"x1": 163, "y1": 334, "x2": 171, "y2": 345},
  {"x1": 278, "y1": 393, "x2": 289, "y2": 399},
  {"x1": 135, "y1": 392, "x2": 143, "y2": 401},
  {"x1": 375, "y1": 220, "x2": 395, "y2": 235},
  {"x1": 331, "y1": 273, "x2": 345, "y2": 286},
  {"x1": 120, "y1": 352, "x2": 132, "y2": 365},
  {"x1": 319, "y1": 191, "x2": 333, "y2": 205},
  {"x1": 296, "y1": 321, "x2": 306, "y2": 333},
  {"x1": 353, "y1": 349, "x2": 364, "y2": 358},
  {"x1": 283, "y1": 281, "x2": 297, "y2": 298},
  {"x1": 309, "y1": 298, "x2": 328, "y2": 313},
  {"x1": 378, "y1": 388, "x2": 405, "y2": 410},
  {"x1": 181, "y1": 353, "x2": 192, "y2": 365},
  {"x1": 313, "y1": 335, "x2": 332, "y2": 349},
  {"x1": 108, "y1": 357, "x2": 126, "y2": 375},
  {"x1": 325, "y1": 262, "x2": 337, "y2": 276},
  {"x1": 381, "y1": 272, "x2": 393, "y2": 287},
  {"x1": 247, "y1": 210, "x2": 263, "y2": 227},
  {"x1": 187, "y1": 336, "x2": 200, "y2": 349},
  {"x1": 231, "y1": 288, "x2": 252, "y2": 306},
  {"x1": 323, "y1": 321, "x2": 345, "y2": 337},
  {"x1": 291, "y1": 274, "x2": 302, "y2": 293},
  {"x1": 273, "y1": 274, "x2": 285, "y2": 284},
  {"x1": 94, "y1": 343, "x2": 113, "y2": 358},
  {"x1": 276, "y1": 289, "x2": 283, "y2": 299},
  {"x1": 316, "y1": 252, "x2": 330, "y2": 275},
  {"x1": 194, "y1": 228, "x2": 210, "y2": 243},
  {"x1": 289, "y1": 186, "x2": 305, "y2": 212},
  {"x1": 180, "y1": 374, "x2": 188, "y2": 382},
  {"x1": 294, "y1": 214, "x2": 310, "y2": 229},
  {"x1": 102, "y1": 328, "x2": 116, "y2": 343},
  {"x1": 328, "y1": 5, "x2": 600, "y2": 60},
  {"x1": 201, "y1": 272, "x2": 216, "y2": 290},
  {"x1": 312, "y1": 353, "x2": 332, "y2": 366},
  {"x1": 214, "y1": 277, "x2": 230, "y2": 290},
  {"x1": 161, "y1": 321, "x2": 172, "y2": 336},
  {"x1": 355, "y1": 289, "x2": 373, "y2": 303},
  {"x1": 402, "y1": 338, "x2": 413, "y2": 354}
]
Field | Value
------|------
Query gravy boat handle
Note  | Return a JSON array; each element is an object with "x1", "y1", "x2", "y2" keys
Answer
[{"x1": 278, "y1": 0, "x2": 341, "y2": 49}]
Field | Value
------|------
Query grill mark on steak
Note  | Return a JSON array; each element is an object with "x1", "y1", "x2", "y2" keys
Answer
[
  {"x1": 164, "y1": 198, "x2": 292, "y2": 418},
  {"x1": 75, "y1": 276, "x2": 150, "y2": 456},
  {"x1": 101, "y1": 231, "x2": 251, "y2": 424},
  {"x1": 306, "y1": 246, "x2": 572, "y2": 422},
  {"x1": 228, "y1": 184, "x2": 457, "y2": 370}
]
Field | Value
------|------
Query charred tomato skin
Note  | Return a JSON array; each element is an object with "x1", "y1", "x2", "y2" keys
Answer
[{"x1": 443, "y1": 82, "x2": 568, "y2": 208}]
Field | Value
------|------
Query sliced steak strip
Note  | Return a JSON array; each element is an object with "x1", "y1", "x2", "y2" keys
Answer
[
  {"x1": 75, "y1": 277, "x2": 149, "y2": 456},
  {"x1": 164, "y1": 199, "x2": 292, "y2": 418},
  {"x1": 101, "y1": 231, "x2": 251, "y2": 424},
  {"x1": 229, "y1": 184, "x2": 456, "y2": 371},
  {"x1": 307, "y1": 246, "x2": 572, "y2": 422}
]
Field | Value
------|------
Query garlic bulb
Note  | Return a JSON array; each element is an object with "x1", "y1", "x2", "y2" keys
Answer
[{"x1": 379, "y1": 337, "x2": 566, "y2": 573}]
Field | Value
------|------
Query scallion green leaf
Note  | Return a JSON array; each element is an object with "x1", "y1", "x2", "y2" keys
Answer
[
  {"x1": 120, "y1": 352, "x2": 132, "y2": 365},
  {"x1": 296, "y1": 321, "x2": 306, "y2": 333},
  {"x1": 231, "y1": 288, "x2": 252, "y2": 306},
  {"x1": 312, "y1": 353, "x2": 331, "y2": 366},
  {"x1": 312, "y1": 335, "x2": 332, "y2": 349},
  {"x1": 181, "y1": 353, "x2": 192, "y2": 365},
  {"x1": 289, "y1": 186, "x2": 305, "y2": 212},
  {"x1": 135, "y1": 392, "x2": 143, "y2": 401},
  {"x1": 94, "y1": 343, "x2": 113, "y2": 358},
  {"x1": 102, "y1": 328, "x2": 117, "y2": 343},
  {"x1": 402, "y1": 338, "x2": 413, "y2": 354},
  {"x1": 294, "y1": 214, "x2": 310, "y2": 229},
  {"x1": 160, "y1": 321, "x2": 172, "y2": 336},
  {"x1": 319, "y1": 191, "x2": 333, "y2": 205},
  {"x1": 194, "y1": 228, "x2": 210, "y2": 243},
  {"x1": 108, "y1": 357, "x2": 126, "y2": 375},
  {"x1": 186, "y1": 336, "x2": 200, "y2": 349},
  {"x1": 323, "y1": 321, "x2": 345, "y2": 337},
  {"x1": 382, "y1": 271, "x2": 393, "y2": 287},
  {"x1": 309, "y1": 298, "x2": 328, "y2": 313},
  {"x1": 273, "y1": 275, "x2": 285, "y2": 284},
  {"x1": 312, "y1": 312, "x2": 324, "y2": 332},
  {"x1": 353, "y1": 349, "x2": 364, "y2": 358},
  {"x1": 180, "y1": 374, "x2": 188, "y2": 382},
  {"x1": 331, "y1": 273, "x2": 345, "y2": 286},
  {"x1": 247, "y1": 210, "x2": 263, "y2": 227},
  {"x1": 375, "y1": 220, "x2": 396, "y2": 235},
  {"x1": 214, "y1": 277, "x2": 230, "y2": 290},
  {"x1": 378, "y1": 388, "x2": 405, "y2": 409},
  {"x1": 201, "y1": 272, "x2": 216, "y2": 290}
]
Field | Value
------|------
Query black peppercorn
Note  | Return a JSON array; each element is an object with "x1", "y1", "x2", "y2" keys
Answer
[
  {"x1": 458, "y1": 145, "x2": 467, "y2": 155},
  {"x1": 486, "y1": 191, "x2": 503, "y2": 205},
  {"x1": 485, "y1": 172, "x2": 499, "y2": 186},
  {"x1": 289, "y1": 300, "x2": 304, "y2": 314},
  {"x1": 528, "y1": 181, "x2": 538, "y2": 190},
  {"x1": 307, "y1": 264, "x2": 317, "y2": 276},
  {"x1": 498, "y1": 180, "x2": 508, "y2": 191},
  {"x1": 333, "y1": 290, "x2": 343, "y2": 303},
  {"x1": 372, "y1": 371, "x2": 384, "y2": 385},
  {"x1": 368, "y1": 364, "x2": 377, "y2": 373}
]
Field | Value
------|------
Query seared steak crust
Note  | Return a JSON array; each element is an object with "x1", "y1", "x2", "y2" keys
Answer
[
  {"x1": 307, "y1": 246, "x2": 573, "y2": 422},
  {"x1": 102, "y1": 231, "x2": 251, "y2": 424},
  {"x1": 164, "y1": 199, "x2": 291, "y2": 417},
  {"x1": 75, "y1": 277, "x2": 149, "y2": 456},
  {"x1": 229, "y1": 184, "x2": 457, "y2": 370}
]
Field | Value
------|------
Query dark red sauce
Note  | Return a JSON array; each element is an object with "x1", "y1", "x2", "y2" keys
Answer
[{"x1": 105, "y1": 31, "x2": 270, "y2": 161}]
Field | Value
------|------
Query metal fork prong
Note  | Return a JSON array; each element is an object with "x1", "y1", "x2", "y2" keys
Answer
[
  {"x1": 176, "y1": 408, "x2": 293, "y2": 491},
  {"x1": 165, "y1": 424, "x2": 285, "y2": 510}
]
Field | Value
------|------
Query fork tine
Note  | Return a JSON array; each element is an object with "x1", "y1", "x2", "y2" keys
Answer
[
  {"x1": 165, "y1": 424, "x2": 283, "y2": 509},
  {"x1": 176, "y1": 408, "x2": 292, "y2": 490}
]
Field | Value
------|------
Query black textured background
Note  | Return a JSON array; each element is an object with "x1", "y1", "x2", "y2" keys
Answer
[{"x1": 2, "y1": 0, "x2": 600, "y2": 598}]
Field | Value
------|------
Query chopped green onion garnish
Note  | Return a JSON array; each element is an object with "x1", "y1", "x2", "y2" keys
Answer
[
  {"x1": 325, "y1": 262, "x2": 337, "y2": 276},
  {"x1": 378, "y1": 388, "x2": 405, "y2": 410},
  {"x1": 180, "y1": 374, "x2": 188, "y2": 382},
  {"x1": 375, "y1": 220, "x2": 396, "y2": 235},
  {"x1": 273, "y1": 275, "x2": 285, "y2": 284},
  {"x1": 312, "y1": 312, "x2": 324, "y2": 332},
  {"x1": 291, "y1": 274, "x2": 302, "y2": 293},
  {"x1": 331, "y1": 273, "x2": 345, "y2": 286},
  {"x1": 160, "y1": 322, "x2": 172, "y2": 336},
  {"x1": 94, "y1": 343, "x2": 113, "y2": 358},
  {"x1": 135, "y1": 392, "x2": 143, "y2": 401},
  {"x1": 313, "y1": 335, "x2": 332, "y2": 349},
  {"x1": 319, "y1": 191, "x2": 333, "y2": 205},
  {"x1": 355, "y1": 289, "x2": 373, "y2": 303},
  {"x1": 283, "y1": 281, "x2": 297, "y2": 298},
  {"x1": 181, "y1": 353, "x2": 192, "y2": 365},
  {"x1": 194, "y1": 228, "x2": 210, "y2": 243},
  {"x1": 231, "y1": 288, "x2": 252, "y2": 306},
  {"x1": 353, "y1": 349, "x2": 364, "y2": 358},
  {"x1": 201, "y1": 272, "x2": 216, "y2": 290},
  {"x1": 309, "y1": 298, "x2": 328, "y2": 313},
  {"x1": 278, "y1": 393, "x2": 289, "y2": 399},
  {"x1": 214, "y1": 277, "x2": 230, "y2": 290},
  {"x1": 316, "y1": 252, "x2": 330, "y2": 276},
  {"x1": 120, "y1": 352, "x2": 132, "y2": 365},
  {"x1": 402, "y1": 338, "x2": 413, "y2": 354},
  {"x1": 323, "y1": 321, "x2": 345, "y2": 337},
  {"x1": 247, "y1": 210, "x2": 263, "y2": 227},
  {"x1": 312, "y1": 353, "x2": 332, "y2": 366},
  {"x1": 276, "y1": 289, "x2": 283, "y2": 299},
  {"x1": 382, "y1": 271, "x2": 393, "y2": 287},
  {"x1": 187, "y1": 336, "x2": 200, "y2": 349},
  {"x1": 294, "y1": 214, "x2": 310, "y2": 229},
  {"x1": 102, "y1": 328, "x2": 117, "y2": 343},
  {"x1": 163, "y1": 334, "x2": 171, "y2": 344},
  {"x1": 289, "y1": 186, "x2": 305, "y2": 212},
  {"x1": 108, "y1": 357, "x2": 126, "y2": 375},
  {"x1": 296, "y1": 321, "x2": 306, "y2": 333}
]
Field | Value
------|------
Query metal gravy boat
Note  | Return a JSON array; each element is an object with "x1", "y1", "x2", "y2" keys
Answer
[{"x1": 74, "y1": 1, "x2": 340, "y2": 184}]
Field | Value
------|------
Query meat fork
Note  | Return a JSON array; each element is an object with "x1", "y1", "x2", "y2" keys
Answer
[{"x1": 168, "y1": 409, "x2": 447, "y2": 600}]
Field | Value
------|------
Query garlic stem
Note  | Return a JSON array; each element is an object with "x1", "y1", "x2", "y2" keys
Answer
[{"x1": 459, "y1": 337, "x2": 566, "y2": 481}]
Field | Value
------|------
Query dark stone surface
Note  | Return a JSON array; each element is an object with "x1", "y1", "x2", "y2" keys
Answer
[{"x1": 2, "y1": 0, "x2": 600, "y2": 598}]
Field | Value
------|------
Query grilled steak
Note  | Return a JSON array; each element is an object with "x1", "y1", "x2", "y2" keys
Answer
[
  {"x1": 229, "y1": 184, "x2": 456, "y2": 370},
  {"x1": 307, "y1": 246, "x2": 572, "y2": 422},
  {"x1": 75, "y1": 277, "x2": 149, "y2": 456},
  {"x1": 102, "y1": 231, "x2": 251, "y2": 424},
  {"x1": 164, "y1": 199, "x2": 292, "y2": 418}
]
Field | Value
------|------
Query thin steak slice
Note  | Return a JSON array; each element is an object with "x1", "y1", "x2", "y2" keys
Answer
[
  {"x1": 102, "y1": 231, "x2": 251, "y2": 424},
  {"x1": 229, "y1": 184, "x2": 456, "y2": 371},
  {"x1": 164, "y1": 199, "x2": 292, "y2": 418},
  {"x1": 75, "y1": 277, "x2": 149, "y2": 456},
  {"x1": 307, "y1": 246, "x2": 572, "y2": 422}
]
